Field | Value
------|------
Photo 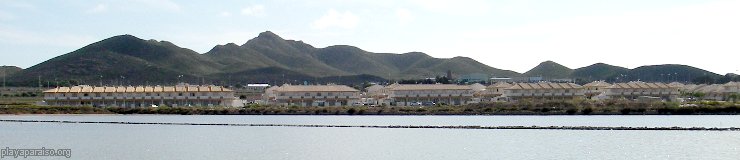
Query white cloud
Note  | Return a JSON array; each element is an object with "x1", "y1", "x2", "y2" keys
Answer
[
  {"x1": 1, "y1": 1, "x2": 37, "y2": 11},
  {"x1": 88, "y1": 0, "x2": 181, "y2": 13},
  {"x1": 0, "y1": 26, "x2": 96, "y2": 48},
  {"x1": 131, "y1": 0, "x2": 181, "y2": 12},
  {"x1": 0, "y1": 11, "x2": 15, "y2": 21},
  {"x1": 411, "y1": 0, "x2": 491, "y2": 15},
  {"x1": 438, "y1": 0, "x2": 740, "y2": 74},
  {"x1": 241, "y1": 5, "x2": 265, "y2": 16},
  {"x1": 395, "y1": 8, "x2": 414, "y2": 26},
  {"x1": 311, "y1": 9, "x2": 359, "y2": 29},
  {"x1": 220, "y1": 11, "x2": 232, "y2": 17},
  {"x1": 86, "y1": 4, "x2": 108, "y2": 13}
]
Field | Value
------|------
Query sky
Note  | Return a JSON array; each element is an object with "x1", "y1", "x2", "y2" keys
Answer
[{"x1": 1, "y1": 0, "x2": 739, "y2": 75}]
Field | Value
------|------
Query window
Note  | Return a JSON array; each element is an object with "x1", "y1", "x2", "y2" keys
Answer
[
  {"x1": 317, "y1": 92, "x2": 322, "y2": 96},
  {"x1": 178, "y1": 93, "x2": 183, "y2": 96},
  {"x1": 279, "y1": 93, "x2": 285, "y2": 96},
  {"x1": 190, "y1": 93, "x2": 196, "y2": 97},
  {"x1": 328, "y1": 93, "x2": 333, "y2": 96},
  {"x1": 107, "y1": 93, "x2": 112, "y2": 96},
  {"x1": 304, "y1": 93, "x2": 310, "y2": 96},
  {"x1": 83, "y1": 93, "x2": 89, "y2": 97},
  {"x1": 145, "y1": 93, "x2": 151, "y2": 96}
]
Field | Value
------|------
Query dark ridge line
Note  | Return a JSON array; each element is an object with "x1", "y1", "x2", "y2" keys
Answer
[{"x1": 1, "y1": 119, "x2": 738, "y2": 131}]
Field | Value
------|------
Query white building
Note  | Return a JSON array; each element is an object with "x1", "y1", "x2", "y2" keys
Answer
[
  {"x1": 503, "y1": 82, "x2": 585, "y2": 101},
  {"x1": 267, "y1": 84, "x2": 361, "y2": 107},
  {"x1": 387, "y1": 84, "x2": 473, "y2": 106},
  {"x1": 43, "y1": 85, "x2": 235, "y2": 107}
]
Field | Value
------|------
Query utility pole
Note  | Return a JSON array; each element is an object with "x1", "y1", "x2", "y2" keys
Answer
[
  {"x1": 2, "y1": 67, "x2": 5, "y2": 91},
  {"x1": 1, "y1": 67, "x2": 5, "y2": 96},
  {"x1": 177, "y1": 75, "x2": 183, "y2": 85}
]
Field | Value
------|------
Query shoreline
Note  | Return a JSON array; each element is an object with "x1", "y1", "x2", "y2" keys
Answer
[
  {"x1": 1, "y1": 102, "x2": 739, "y2": 115},
  {"x1": 2, "y1": 119, "x2": 738, "y2": 131}
]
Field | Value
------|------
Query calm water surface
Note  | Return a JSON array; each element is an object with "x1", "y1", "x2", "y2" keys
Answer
[{"x1": 1, "y1": 115, "x2": 739, "y2": 160}]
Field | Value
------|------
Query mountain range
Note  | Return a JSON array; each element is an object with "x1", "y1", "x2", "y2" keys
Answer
[{"x1": 3, "y1": 31, "x2": 726, "y2": 86}]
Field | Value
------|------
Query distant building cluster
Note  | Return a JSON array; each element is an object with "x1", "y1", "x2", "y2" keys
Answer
[
  {"x1": 263, "y1": 84, "x2": 361, "y2": 107},
  {"x1": 43, "y1": 85, "x2": 235, "y2": 107},
  {"x1": 677, "y1": 82, "x2": 740, "y2": 101},
  {"x1": 41, "y1": 81, "x2": 739, "y2": 107}
]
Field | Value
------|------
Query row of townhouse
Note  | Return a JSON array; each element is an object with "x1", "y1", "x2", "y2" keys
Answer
[
  {"x1": 264, "y1": 84, "x2": 361, "y2": 107},
  {"x1": 365, "y1": 83, "x2": 477, "y2": 106},
  {"x1": 501, "y1": 82, "x2": 585, "y2": 101},
  {"x1": 265, "y1": 84, "x2": 474, "y2": 107},
  {"x1": 42, "y1": 85, "x2": 236, "y2": 107},
  {"x1": 366, "y1": 81, "x2": 682, "y2": 106},
  {"x1": 387, "y1": 84, "x2": 474, "y2": 106},
  {"x1": 681, "y1": 82, "x2": 740, "y2": 101},
  {"x1": 479, "y1": 81, "x2": 682, "y2": 102},
  {"x1": 602, "y1": 82, "x2": 680, "y2": 101},
  {"x1": 41, "y1": 81, "x2": 735, "y2": 107}
]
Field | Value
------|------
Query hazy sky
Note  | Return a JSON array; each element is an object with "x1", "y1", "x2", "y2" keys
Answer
[{"x1": 1, "y1": 0, "x2": 739, "y2": 74}]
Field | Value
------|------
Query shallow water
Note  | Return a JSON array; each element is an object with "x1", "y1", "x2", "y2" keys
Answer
[{"x1": 1, "y1": 115, "x2": 739, "y2": 160}]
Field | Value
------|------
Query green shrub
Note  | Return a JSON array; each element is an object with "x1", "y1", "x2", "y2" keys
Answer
[
  {"x1": 581, "y1": 107, "x2": 593, "y2": 115},
  {"x1": 620, "y1": 108, "x2": 631, "y2": 115},
  {"x1": 566, "y1": 108, "x2": 577, "y2": 115}
]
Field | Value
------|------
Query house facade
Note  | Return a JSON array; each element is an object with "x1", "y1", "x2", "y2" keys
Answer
[
  {"x1": 267, "y1": 85, "x2": 361, "y2": 107},
  {"x1": 43, "y1": 85, "x2": 235, "y2": 107}
]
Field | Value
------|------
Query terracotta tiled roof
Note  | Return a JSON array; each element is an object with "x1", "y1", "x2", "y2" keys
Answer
[
  {"x1": 606, "y1": 82, "x2": 674, "y2": 89},
  {"x1": 42, "y1": 85, "x2": 233, "y2": 93}
]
